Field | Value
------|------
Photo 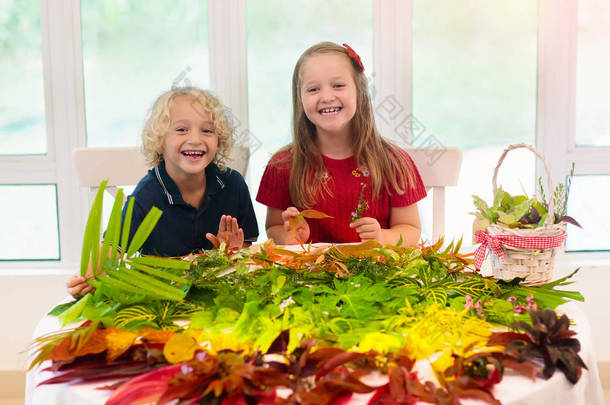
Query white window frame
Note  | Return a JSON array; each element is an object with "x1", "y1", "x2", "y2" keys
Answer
[
  {"x1": 0, "y1": 0, "x2": 86, "y2": 269},
  {"x1": 537, "y1": 0, "x2": 610, "y2": 184},
  {"x1": 1, "y1": 0, "x2": 607, "y2": 270}
]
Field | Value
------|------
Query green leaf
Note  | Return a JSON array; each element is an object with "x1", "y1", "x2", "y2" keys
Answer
[
  {"x1": 80, "y1": 181, "x2": 107, "y2": 277},
  {"x1": 113, "y1": 306, "x2": 157, "y2": 328},
  {"x1": 127, "y1": 260, "x2": 190, "y2": 285},
  {"x1": 424, "y1": 286, "x2": 448, "y2": 304},
  {"x1": 48, "y1": 301, "x2": 77, "y2": 316},
  {"x1": 473, "y1": 195, "x2": 493, "y2": 221},
  {"x1": 497, "y1": 211, "x2": 518, "y2": 227},
  {"x1": 106, "y1": 266, "x2": 185, "y2": 301},
  {"x1": 120, "y1": 197, "x2": 135, "y2": 255},
  {"x1": 100, "y1": 188, "x2": 124, "y2": 274},
  {"x1": 58, "y1": 294, "x2": 91, "y2": 326},
  {"x1": 126, "y1": 206, "x2": 162, "y2": 256},
  {"x1": 509, "y1": 198, "x2": 533, "y2": 220},
  {"x1": 130, "y1": 256, "x2": 191, "y2": 270}
]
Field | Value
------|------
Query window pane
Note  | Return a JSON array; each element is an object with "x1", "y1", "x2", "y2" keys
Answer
[
  {"x1": 565, "y1": 175, "x2": 610, "y2": 251},
  {"x1": 0, "y1": 185, "x2": 59, "y2": 260},
  {"x1": 412, "y1": 0, "x2": 538, "y2": 243},
  {"x1": 575, "y1": 1, "x2": 610, "y2": 146},
  {"x1": 246, "y1": 0, "x2": 373, "y2": 241},
  {"x1": 0, "y1": 1, "x2": 46, "y2": 155},
  {"x1": 81, "y1": 1, "x2": 209, "y2": 147}
]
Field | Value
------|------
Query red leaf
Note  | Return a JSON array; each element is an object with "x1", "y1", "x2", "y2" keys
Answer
[{"x1": 106, "y1": 364, "x2": 182, "y2": 405}]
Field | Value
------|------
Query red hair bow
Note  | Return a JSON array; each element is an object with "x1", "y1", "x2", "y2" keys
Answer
[{"x1": 342, "y1": 43, "x2": 364, "y2": 71}]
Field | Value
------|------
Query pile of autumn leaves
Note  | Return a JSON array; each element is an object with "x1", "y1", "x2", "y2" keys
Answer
[{"x1": 31, "y1": 240, "x2": 587, "y2": 405}]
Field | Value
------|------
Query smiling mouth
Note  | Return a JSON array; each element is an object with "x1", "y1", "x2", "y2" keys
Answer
[
  {"x1": 319, "y1": 107, "x2": 342, "y2": 116},
  {"x1": 182, "y1": 150, "x2": 206, "y2": 159}
]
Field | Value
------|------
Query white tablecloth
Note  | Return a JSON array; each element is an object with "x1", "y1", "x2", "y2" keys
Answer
[{"x1": 25, "y1": 302, "x2": 605, "y2": 405}]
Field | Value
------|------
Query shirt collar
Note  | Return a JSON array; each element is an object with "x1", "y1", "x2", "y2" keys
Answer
[{"x1": 155, "y1": 162, "x2": 225, "y2": 206}]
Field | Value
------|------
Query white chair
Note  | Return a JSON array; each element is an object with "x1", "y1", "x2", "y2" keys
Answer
[
  {"x1": 406, "y1": 147, "x2": 463, "y2": 242},
  {"x1": 72, "y1": 145, "x2": 250, "y2": 203}
]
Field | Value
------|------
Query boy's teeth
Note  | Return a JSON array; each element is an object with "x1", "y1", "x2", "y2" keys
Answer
[{"x1": 183, "y1": 151, "x2": 204, "y2": 156}]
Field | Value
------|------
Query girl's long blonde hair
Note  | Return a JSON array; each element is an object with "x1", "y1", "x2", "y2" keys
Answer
[
  {"x1": 141, "y1": 87, "x2": 234, "y2": 171},
  {"x1": 286, "y1": 41, "x2": 415, "y2": 208}
]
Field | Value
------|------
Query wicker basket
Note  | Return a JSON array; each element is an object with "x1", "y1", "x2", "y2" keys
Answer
[{"x1": 485, "y1": 144, "x2": 566, "y2": 286}]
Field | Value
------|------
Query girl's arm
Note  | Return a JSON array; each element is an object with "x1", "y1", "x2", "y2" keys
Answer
[
  {"x1": 265, "y1": 207, "x2": 310, "y2": 245},
  {"x1": 350, "y1": 204, "x2": 421, "y2": 246}
]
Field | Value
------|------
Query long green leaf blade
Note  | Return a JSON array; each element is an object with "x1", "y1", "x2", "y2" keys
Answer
[
  {"x1": 100, "y1": 188, "x2": 124, "y2": 274},
  {"x1": 130, "y1": 256, "x2": 191, "y2": 270},
  {"x1": 80, "y1": 181, "x2": 107, "y2": 277},
  {"x1": 120, "y1": 197, "x2": 135, "y2": 255},
  {"x1": 107, "y1": 267, "x2": 185, "y2": 301},
  {"x1": 127, "y1": 261, "x2": 190, "y2": 285},
  {"x1": 126, "y1": 207, "x2": 162, "y2": 257}
]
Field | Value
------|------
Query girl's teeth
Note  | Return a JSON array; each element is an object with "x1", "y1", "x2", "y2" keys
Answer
[{"x1": 321, "y1": 107, "x2": 340, "y2": 115}]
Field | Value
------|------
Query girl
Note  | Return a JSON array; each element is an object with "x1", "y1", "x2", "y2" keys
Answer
[
  {"x1": 256, "y1": 42, "x2": 426, "y2": 246},
  {"x1": 68, "y1": 87, "x2": 258, "y2": 297}
]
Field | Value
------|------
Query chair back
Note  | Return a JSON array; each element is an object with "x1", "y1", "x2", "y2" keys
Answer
[
  {"x1": 406, "y1": 147, "x2": 462, "y2": 242},
  {"x1": 72, "y1": 145, "x2": 250, "y2": 204}
]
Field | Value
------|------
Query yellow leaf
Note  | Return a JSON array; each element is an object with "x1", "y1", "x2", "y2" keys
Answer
[
  {"x1": 357, "y1": 332, "x2": 402, "y2": 354},
  {"x1": 163, "y1": 333, "x2": 199, "y2": 364}
]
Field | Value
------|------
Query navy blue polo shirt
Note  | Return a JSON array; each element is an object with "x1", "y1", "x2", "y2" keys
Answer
[{"x1": 122, "y1": 162, "x2": 258, "y2": 256}]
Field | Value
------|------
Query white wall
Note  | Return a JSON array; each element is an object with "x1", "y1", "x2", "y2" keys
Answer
[{"x1": 0, "y1": 270, "x2": 72, "y2": 370}]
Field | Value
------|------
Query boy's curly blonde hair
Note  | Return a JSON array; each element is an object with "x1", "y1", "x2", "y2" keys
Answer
[{"x1": 141, "y1": 87, "x2": 234, "y2": 171}]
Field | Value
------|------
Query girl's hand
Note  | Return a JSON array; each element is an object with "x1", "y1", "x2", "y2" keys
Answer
[
  {"x1": 282, "y1": 207, "x2": 310, "y2": 243},
  {"x1": 66, "y1": 274, "x2": 94, "y2": 298},
  {"x1": 350, "y1": 217, "x2": 383, "y2": 242},
  {"x1": 206, "y1": 215, "x2": 244, "y2": 250}
]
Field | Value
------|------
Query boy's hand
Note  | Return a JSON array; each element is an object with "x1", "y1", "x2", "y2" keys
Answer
[
  {"x1": 66, "y1": 274, "x2": 94, "y2": 298},
  {"x1": 206, "y1": 215, "x2": 244, "y2": 250},
  {"x1": 282, "y1": 207, "x2": 310, "y2": 243},
  {"x1": 350, "y1": 217, "x2": 382, "y2": 242}
]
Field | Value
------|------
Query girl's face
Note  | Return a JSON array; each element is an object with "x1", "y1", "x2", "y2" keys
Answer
[
  {"x1": 161, "y1": 95, "x2": 219, "y2": 183},
  {"x1": 300, "y1": 53, "x2": 358, "y2": 139}
]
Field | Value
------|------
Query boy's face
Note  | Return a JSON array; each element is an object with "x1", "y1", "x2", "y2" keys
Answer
[{"x1": 161, "y1": 96, "x2": 219, "y2": 183}]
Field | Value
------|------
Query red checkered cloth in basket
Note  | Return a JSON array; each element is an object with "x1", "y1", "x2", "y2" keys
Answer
[{"x1": 473, "y1": 230, "x2": 567, "y2": 270}]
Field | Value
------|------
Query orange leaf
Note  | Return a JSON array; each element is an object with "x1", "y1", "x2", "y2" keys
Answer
[
  {"x1": 139, "y1": 328, "x2": 176, "y2": 344},
  {"x1": 301, "y1": 209, "x2": 333, "y2": 219},
  {"x1": 49, "y1": 330, "x2": 109, "y2": 361},
  {"x1": 334, "y1": 241, "x2": 381, "y2": 257},
  {"x1": 105, "y1": 329, "x2": 138, "y2": 361}
]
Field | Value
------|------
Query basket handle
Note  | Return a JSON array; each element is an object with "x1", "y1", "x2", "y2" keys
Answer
[{"x1": 492, "y1": 143, "x2": 555, "y2": 226}]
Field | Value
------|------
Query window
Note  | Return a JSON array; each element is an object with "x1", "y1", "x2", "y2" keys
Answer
[
  {"x1": 575, "y1": 1, "x2": 610, "y2": 147},
  {"x1": 0, "y1": 0, "x2": 46, "y2": 155},
  {"x1": 412, "y1": 0, "x2": 538, "y2": 243},
  {"x1": 81, "y1": 0, "x2": 210, "y2": 147}
]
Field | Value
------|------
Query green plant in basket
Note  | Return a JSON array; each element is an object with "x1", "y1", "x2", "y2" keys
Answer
[{"x1": 471, "y1": 163, "x2": 581, "y2": 231}]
